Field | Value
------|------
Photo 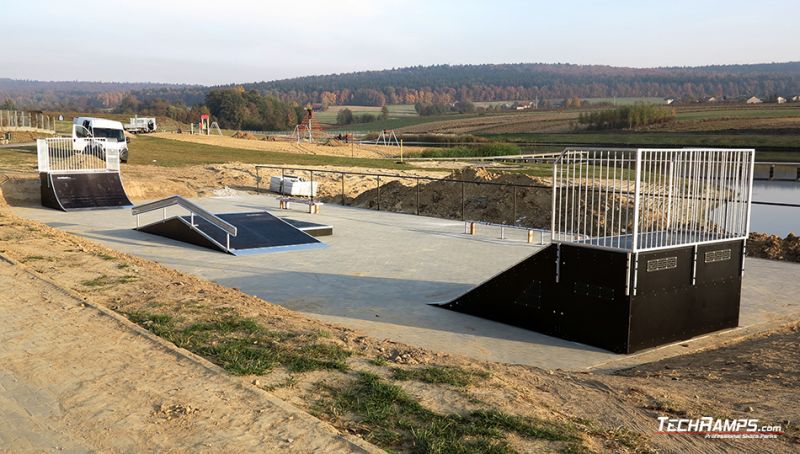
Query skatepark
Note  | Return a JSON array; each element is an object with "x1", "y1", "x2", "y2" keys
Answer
[{"x1": 13, "y1": 189, "x2": 800, "y2": 370}]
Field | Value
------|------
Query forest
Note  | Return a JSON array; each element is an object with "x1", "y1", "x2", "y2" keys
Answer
[{"x1": 3, "y1": 62, "x2": 800, "y2": 112}]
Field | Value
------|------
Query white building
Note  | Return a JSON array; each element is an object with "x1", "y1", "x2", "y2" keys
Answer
[
  {"x1": 746, "y1": 96, "x2": 763, "y2": 104},
  {"x1": 777, "y1": 96, "x2": 787, "y2": 104}
]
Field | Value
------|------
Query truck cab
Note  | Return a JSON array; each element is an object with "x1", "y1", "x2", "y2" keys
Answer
[{"x1": 72, "y1": 117, "x2": 129, "y2": 162}]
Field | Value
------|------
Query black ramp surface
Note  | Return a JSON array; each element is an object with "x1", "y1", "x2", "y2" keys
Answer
[
  {"x1": 283, "y1": 218, "x2": 333, "y2": 237},
  {"x1": 41, "y1": 172, "x2": 132, "y2": 211},
  {"x1": 137, "y1": 211, "x2": 324, "y2": 255}
]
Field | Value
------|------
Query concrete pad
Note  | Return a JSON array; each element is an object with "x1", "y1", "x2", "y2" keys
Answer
[{"x1": 12, "y1": 195, "x2": 800, "y2": 370}]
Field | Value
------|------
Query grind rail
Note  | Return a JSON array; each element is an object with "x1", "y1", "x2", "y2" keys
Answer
[{"x1": 132, "y1": 196, "x2": 238, "y2": 249}]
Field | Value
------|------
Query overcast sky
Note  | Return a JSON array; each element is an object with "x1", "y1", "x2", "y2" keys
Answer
[{"x1": 5, "y1": 0, "x2": 799, "y2": 85}]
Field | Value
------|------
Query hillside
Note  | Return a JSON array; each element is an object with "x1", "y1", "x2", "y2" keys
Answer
[
  {"x1": 239, "y1": 62, "x2": 800, "y2": 105},
  {"x1": 4, "y1": 62, "x2": 800, "y2": 111}
]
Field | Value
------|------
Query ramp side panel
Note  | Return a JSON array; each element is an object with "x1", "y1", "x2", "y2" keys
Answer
[
  {"x1": 440, "y1": 245, "x2": 558, "y2": 326},
  {"x1": 46, "y1": 172, "x2": 132, "y2": 211},
  {"x1": 440, "y1": 244, "x2": 633, "y2": 354},
  {"x1": 40, "y1": 172, "x2": 65, "y2": 211},
  {"x1": 136, "y1": 217, "x2": 228, "y2": 253},
  {"x1": 186, "y1": 212, "x2": 322, "y2": 251},
  {"x1": 628, "y1": 240, "x2": 743, "y2": 352}
]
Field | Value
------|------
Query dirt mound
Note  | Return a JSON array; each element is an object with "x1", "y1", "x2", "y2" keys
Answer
[
  {"x1": 748, "y1": 232, "x2": 800, "y2": 262},
  {"x1": 231, "y1": 131, "x2": 259, "y2": 140}
]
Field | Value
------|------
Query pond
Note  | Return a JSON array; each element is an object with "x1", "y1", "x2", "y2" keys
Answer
[{"x1": 750, "y1": 181, "x2": 800, "y2": 236}]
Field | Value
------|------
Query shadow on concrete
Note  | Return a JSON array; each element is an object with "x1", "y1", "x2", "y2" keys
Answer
[{"x1": 211, "y1": 270, "x2": 608, "y2": 354}]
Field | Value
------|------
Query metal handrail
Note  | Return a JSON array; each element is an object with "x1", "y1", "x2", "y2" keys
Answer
[{"x1": 132, "y1": 196, "x2": 238, "y2": 237}]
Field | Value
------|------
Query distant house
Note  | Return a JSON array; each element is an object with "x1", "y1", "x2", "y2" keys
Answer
[
  {"x1": 664, "y1": 98, "x2": 675, "y2": 105},
  {"x1": 746, "y1": 96, "x2": 763, "y2": 104},
  {"x1": 793, "y1": 96, "x2": 800, "y2": 102},
  {"x1": 705, "y1": 96, "x2": 719, "y2": 103},
  {"x1": 777, "y1": 96, "x2": 787, "y2": 104},
  {"x1": 514, "y1": 101, "x2": 534, "y2": 111}
]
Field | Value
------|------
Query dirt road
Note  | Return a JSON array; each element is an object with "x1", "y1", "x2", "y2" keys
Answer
[{"x1": 0, "y1": 257, "x2": 375, "y2": 453}]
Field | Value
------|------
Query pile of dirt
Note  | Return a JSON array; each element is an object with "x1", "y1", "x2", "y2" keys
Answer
[
  {"x1": 231, "y1": 131, "x2": 259, "y2": 140},
  {"x1": 748, "y1": 232, "x2": 800, "y2": 262}
]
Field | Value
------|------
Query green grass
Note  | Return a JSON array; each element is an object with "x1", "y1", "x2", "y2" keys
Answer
[
  {"x1": 128, "y1": 136, "x2": 417, "y2": 169},
  {"x1": 124, "y1": 311, "x2": 351, "y2": 375},
  {"x1": 676, "y1": 105, "x2": 800, "y2": 121},
  {"x1": 488, "y1": 132, "x2": 800, "y2": 160},
  {"x1": 80, "y1": 274, "x2": 137, "y2": 287},
  {"x1": 416, "y1": 143, "x2": 521, "y2": 158},
  {"x1": 329, "y1": 113, "x2": 480, "y2": 133},
  {"x1": 390, "y1": 365, "x2": 489, "y2": 387},
  {"x1": 315, "y1": 372, "x2": 579, "y2": 453},
  {"x1": 316, "y1": 104, "x2": 418, "y2": 125}
]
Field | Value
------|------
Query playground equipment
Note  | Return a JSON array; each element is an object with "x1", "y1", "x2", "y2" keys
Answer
[
  {"x1": 441, "y1": 147, "x2": 755, "y2": 353},
  {"x1": 292, "y1": 107, "x2": 326, "y2": 142},
  {"x1": 375, "y1": 129, "x2": 400, "y2": 146},
  {"x1": 191, "y1": 114, "x2": 222, "y2": 135},
  {"x1": 37, "y1": 137, "x2": 132, "y2": 211}
]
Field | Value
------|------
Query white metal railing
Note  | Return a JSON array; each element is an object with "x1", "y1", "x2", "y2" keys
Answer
[
  {"x1": 132, "y1": 196, "x2": 238, "y2": 250},
  {"x1": 37, "y1": 137, "x2": 118, "y2": 173},
  {"x1": 551, "y1": 148, "x2": 755, "y2": 253}
]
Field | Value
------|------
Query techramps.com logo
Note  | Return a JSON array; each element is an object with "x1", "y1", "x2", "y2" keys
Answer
[{"x1": 656, "y1": 416, "x2": 784, "y2": 439}]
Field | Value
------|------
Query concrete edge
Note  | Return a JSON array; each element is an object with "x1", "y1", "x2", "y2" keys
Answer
[{"x1": 0, "y1": 250, "x2": 384, "y2": 454}]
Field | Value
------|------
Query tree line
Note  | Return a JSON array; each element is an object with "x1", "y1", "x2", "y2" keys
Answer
[{"x1": 578, "y1": 103, "x2": 676, "y2": 130}]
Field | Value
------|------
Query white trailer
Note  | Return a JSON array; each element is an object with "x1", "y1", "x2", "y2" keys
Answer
[{"x1": 124, "y1": 116, "x2": 157, "y2": 133}]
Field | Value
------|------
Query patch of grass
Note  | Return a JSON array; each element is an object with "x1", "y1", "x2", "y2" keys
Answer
[
  {"x1": 368, "y1": 357, "x2": 388, "y2": 367},
  {"x1": 315, "y1": 372, "x2": 579, "y2": 453},
  {"x1": 418, "y1": 143, "x2": 520, "y2": 158},
  {"x1": 93, "y1": 252, "x2": 115, "y2": 261},
  {"x1": 124, "y1": 311, "x2": 350, "y2": 375},
  {"x1": 81, "y1": 274, "x2": 138, "y2": 287},
  {"x1": 116, "y1": 263, "x2": 129, "y2": 269},
  {"x1": 390, "y1": 365, "x2": 489, "y2": 387},
  {"x1": 485, "y1": 132, "x2": 800, "y2": 158},
  {"x1": 20, "y1": 255, "x2": 47, "y2": 263}
]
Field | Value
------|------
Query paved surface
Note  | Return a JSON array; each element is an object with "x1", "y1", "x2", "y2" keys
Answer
[
  {"x1": 0, "y1": 258, "x2": 374, "y2": 453},
  {"x1": 12, "y1": 194, "x2": 800, "y2": 370}
]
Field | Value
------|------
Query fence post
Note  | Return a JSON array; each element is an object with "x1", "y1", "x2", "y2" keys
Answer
[
  {"x1": 376, "y1": 175, "x2": 381, "y2": 211},
  {"x1": 341, "y1": 173, "x2": 345, "y2": 205},
  {"x1": 416, "y1": 177, "x2": 420, "y2": 215},
  {"x1": 513, "y1": 186, "x2": 517, "y2": 225},
  {"x1": 256, "y1": 166, "x2": 260, "y2": 193},
  {"x1": 310, "y1": 170, "x2": 315, "y2": 205},
  {"x1": 461, "y1": 181, "x2": 465, "y2": 221}
]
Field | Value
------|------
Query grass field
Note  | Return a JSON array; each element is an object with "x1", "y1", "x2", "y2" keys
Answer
[
  {"x1": 315, "y1": 104, "x2": 418, "y2": 125},
  {"x1": 484, "y1": 132, "x2": 800, "y2": 161},
  {"x1": 676, "y1": 105, "x2": 800, "y2": 120}
]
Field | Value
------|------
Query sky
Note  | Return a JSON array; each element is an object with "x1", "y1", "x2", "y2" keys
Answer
[{"x1": 4, "y1": 0, "x2": 800, "y2": 85}]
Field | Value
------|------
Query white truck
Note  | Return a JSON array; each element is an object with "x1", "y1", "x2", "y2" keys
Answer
[
  {"x1": 124, "y1": 116, "x2": 157, "y2": 133},
  {"x1": 72, "y1": 117, "x2": 129, "y2": 163}
]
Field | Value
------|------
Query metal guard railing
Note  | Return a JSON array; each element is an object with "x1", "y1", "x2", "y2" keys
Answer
[{"x1": 132, "y1": 196, "x2": 238, "y2": 239}]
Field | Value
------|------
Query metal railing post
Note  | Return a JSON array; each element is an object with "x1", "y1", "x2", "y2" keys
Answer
[
  {"x1": 416, "y1": 177, "x2": 420, "y2": 215},
  {"x1": 512, "y1": 186, "x2": 517, "y2": 225},
  {"x1": 376, "y1": 175, "x2": 381, "y2": 211},
  {"x1": 461, "y1": 181, "x2": 465, "y2": 221},
  {"x1": 341, "y1": 173, "x2": 345, "y2": 205}
]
